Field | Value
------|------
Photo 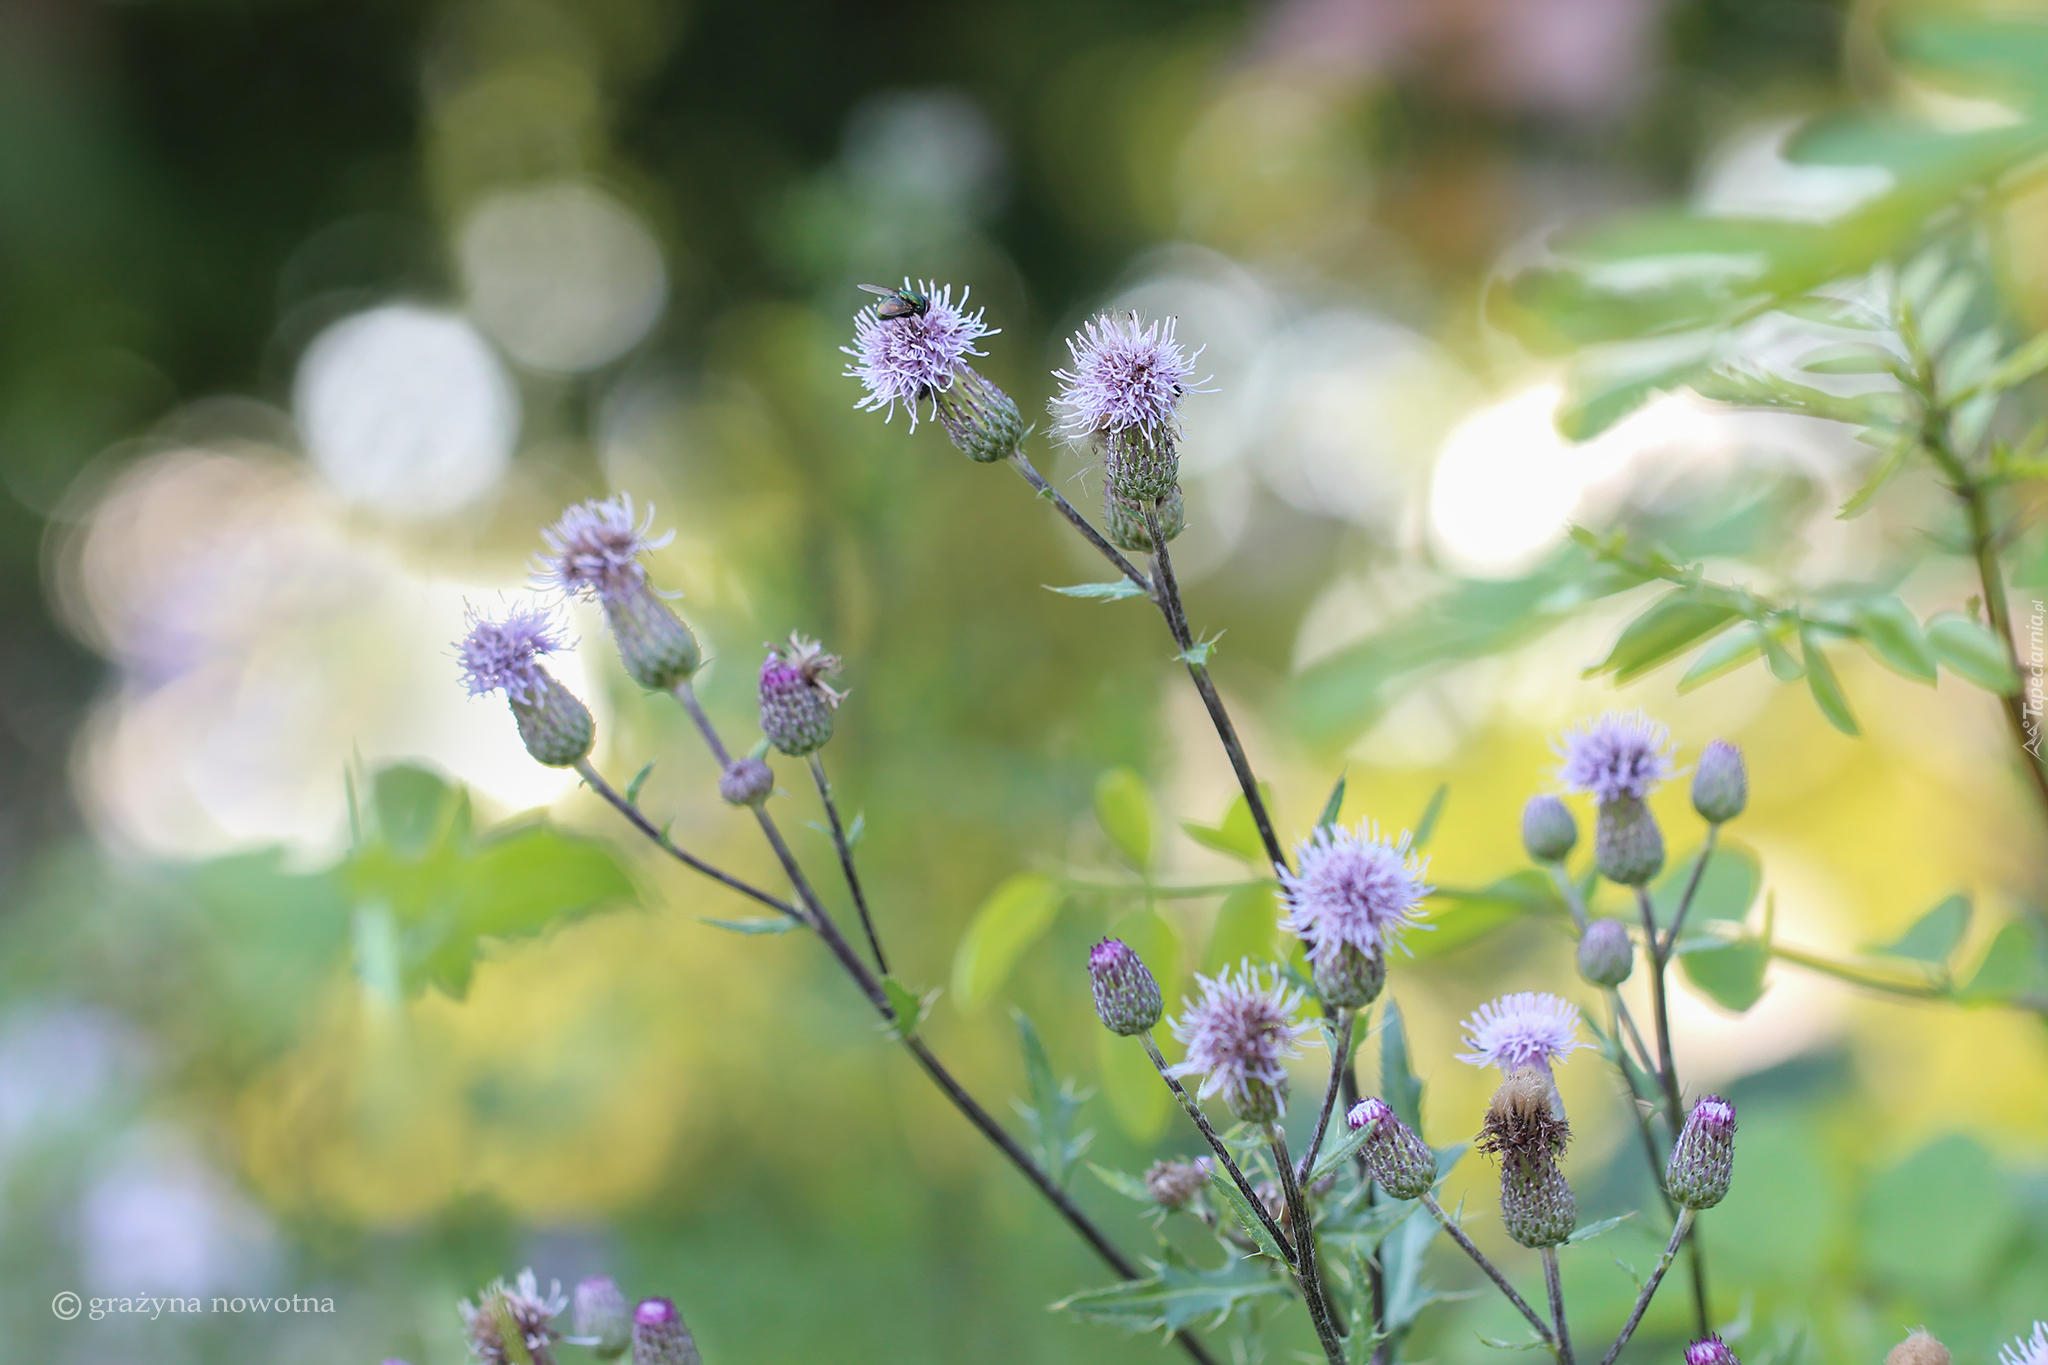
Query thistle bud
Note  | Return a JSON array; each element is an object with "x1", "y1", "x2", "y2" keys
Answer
[
  {"x1": 606, "y1": 583, "x2": 702, "y2": 691},
  {"x1": 1666, "y1": 1094, "x2": 1736, "y2": 1210},
  {"x1": 1686, "y1": 1335, "x2": 1741, "y2": 1365},
  {"x1": 1232, "y1": 1078, "x2": 1284, "y2": 1125},
  {"x1": 1692, "y1": 739, "x2": 1747, "y2": 824},
  {"x1": 1885, "y1": 1331, "x2": 1951, "y2": 1365},
  {"x1": 1595, "y1": 796, "x2": 1664, "y2": 886},
  {"x1": 758, "y1": 634, "x2": 845, "y2": 757},
  {"x1": 573, "y1": 1277, "x2": 631, "y2": 1361},
  {"x1": 718, "y1": 757, "x2": 774, "y2": 807},
  {"x1": 1144, "y1": 1157, "x2": 1211, "y2": 1210},
  {"x1": 1499, "y1": 1150, "x2": 1576, "y2": 1248},
  {"x1": 1312, "y1": 940, "x2": 1387, "y2": 1010},
  {"x1": 1347, "y1": 1097, "x2": 1435, "y2": 1200},
  {"x1": 1521, "y1": 794, "x2": 1578, "y2": 863},
  {"x1": 1103, "y1": 484, "x2": 1186, "y2": 554},
  {"x1": 1576, "y1": 918, "x2": 1634, "y2": 987},
  {"x1": 631, "y1": 1298, "x2": 701, "y2": 1365},
  {"x1": 931, "y1": 368, "x2": 1025, "y2": 463},
  {"x1": 512, "y1": 675, "x2": 596, "y2": 768},
  {"x1": 1101, "y1": 426, "x2": 1179, "y2": 502},
  {"x1": 1089, "y1": 938, "x2": 1163, "y2": 1036}
]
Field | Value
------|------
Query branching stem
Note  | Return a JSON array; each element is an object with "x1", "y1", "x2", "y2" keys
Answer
[
  {"x1": 1600, "y1": 1208, "x2": 1696, "y2": 1365},
  {"x1": 1140, "y1": 1035, "x2": 1295, "y2": 1262},
  {"x1": 809, "y1": 754, "x2": 887, "y2": 975},
  {"x1": 1418, "y1": 1193, "x2": 1554, "y2": 1345}
]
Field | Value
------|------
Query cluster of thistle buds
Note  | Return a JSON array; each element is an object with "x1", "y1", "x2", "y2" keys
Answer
[
  {"x1": 426, "y1": 1270, "x2": 700, "y2": 1365},
  {"x1": 455, "y1": 494, "x2": 850, "y2": 791}
]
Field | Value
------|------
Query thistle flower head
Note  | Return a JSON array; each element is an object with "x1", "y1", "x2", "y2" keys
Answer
[
  {"x1": 1556, "y1": 710, "x2": 1676, "y2": 805},
  {"x1": 1477, "y1": 1066, "x2": 1571, "y2": 1160},
  {"x1": 1887, "y1": 1330, "x2": 1952, "y2": 1365},
  {"x1": 1999, "y1": 1323, "x2": 2048, "y2": 1365},
  {"x1": 1667, "y1": 1094, "x2": 1737, "y2": 1210},
  {"x1": 1089, "y1": 937, "x2": 1164, "y2": 1036},
  {"x1": 458, "y1": 603, "x2": 569, "y2": 706},
  {"x1": 630, "y1": 1298, "x2": 701, "y2": 1365},
  {"x1": 1167, "y1": 961, "x2": 1312, "y2": 1122},
  {"x1": 459, "y1": 1269, "x2": 566, "y2": 1365},
  {"x1": 1520, "y1": 793, "x2": 1578, "y2": 862},
  {"x1": 1457, "y1": 992, "x2": 1587, "y2": 1071},
  {"x1": 1693, "y1": 738, "x2": 1748, "y2": 824},
  {"x1": 1054, "y1": 312, "x2": 1208, "y2": 438},
  {"x1": 1686, "y1": 1335, "x2": 1741, "y2": 1365},
  {"x1": 572, "y1": 1277, "x2": 631, "y2": 1360},
  {"x1": 758, "y1": 633, "x2": 846, "y2": 756},
  {"x1": 1144, "y1": 1156, "x2": 1212, "y2": 1209},
  {"x1": 842, "y1": 280, "x2": 993, "y2": 430},
  {"x1": 1347, "y1": 1096, "x2": 1437, "y2": 1200},
  {"x1": 534, "y1": 494, "x2": 675, "y2": 604},
  {"x1": 1279, "y1": 821, "x2": 1433, "y2": 967}
]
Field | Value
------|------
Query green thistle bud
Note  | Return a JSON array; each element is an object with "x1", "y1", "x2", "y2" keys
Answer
[
  {"x1": 1500, "y1": 1150, "x2": 1576, "y2": 1248},
  {"x1": 511, "y1": 673, "x2": 595, "y2": 768},
  {"x1": 1595, "y1": 796, "x2": 1664, "y2": 886},
  {"x1": 718, "y1": 757, "x2": 774, "y2": 807},
  {"x1": 1088, "y1": 938, "x2": 1163, "y2": 1036},
  {"x1": 605, "y1": 582, "x2": 701, "y2": 691},
  {"x1": 1521, "y1": 794, "x2": 1578, "y2": 862},
  {"x1": 1103, "y1": 484, "x2": 1186, "y2": 554},
  {"x1": 1692, "y1": 739, "x2": 1748, "y2": 824},
  {"x1": 1666, "y1": 1095, "x2": 1735, "y2": 1210},
  {"x1": 931, "y1": 368, "x2": 1025, "y2": 463},
  {"x1": 630, "y1": 1298, "x2": 700, "y2": 1365},
  {"x1": 1347, "y1": 1097, "x2": 1435, "y2": 1200},
  {"x1": 1576, "y1": 918, "x2": 1634, "y2": 987},
  {"x1": 1101, "y1": 425, "x2": 1179, "y2": 502},
  {"x1": 573, "y1": 1277, "x2": 631, "y2": 1361},
  {"x1": 1312, "y1": 940, "x2": 1386, "y2": 1010}
]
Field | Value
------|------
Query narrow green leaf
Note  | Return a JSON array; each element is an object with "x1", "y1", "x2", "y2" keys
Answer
[
  {"x1": 1317, "y1": 773, "x2": 1347, "y2": 831},
  {"x1": 698, "y1": 915, "x2": 799, "y2": 935},
  {"x1": 1179, "y1": 637, "x2": 1219, "y2": 666},
  {"x1": 950, "y1": 873, "x2": 1063, "y2": 1009},
  {"x1": 1977, "y1": 328, "x2": 2048, "y2": 394},
  {"x1": 1801, "y1": 628, "x2": 1861, "y2": 735},
  {"x1": 1565, "y1": 1214, "x2": 1634, "y2": 1245},
  {"x1": 1182, "y1": 789, "x2": 1272, "y2": 864},
  {"x1": 1093, "y1": 768, "x2": 1155, "y2": 872},
  {"x1": 1412, "y1": 784, "x2": 1449, "y2": 849},
  {"x1": 1838, "y1": 437, "x2": 1915, "y2": 519},
  {"x1": 1586, "y1": 590, "x2": 1741, "y2": 684},
  {"x1": 1798, "y1": 342, "x2": 1900, "y2": 374},
  {"x1": 1207, "y1": 1168, "x2": 1287, "y2": 1261},
  {"x1": 1762, "y1": 624, "x2": 1805, "y2": 681},
  {"x1": 1088, "y1": 1163, "x2": 1158, "y2": 1204},
  {"x1": 1048, "y1": 580, "x2": 1149, "y2": 600},
  {"x1": 880, "y1": 976, "x2": 936, "y2": 1039},
  {"x1": 1678, "y1": 621, "x2": 1766, "y2": 692},
  {"x1": 1381, "y1": 1001, "x2": 1425, "y2": 1135},
  {"x1": 1927, "y1": 613, "x2": 2022, "y2": 692},
  {"x1": 1308, "y1": 1112, "x2": 1380, "y2": 1185},
  {"x1": 1012, "y1": 1008, "x2": 1092, "y2": 1188},
  {"x1": 624, "y1": 760, "x2": 656, "y2": 807},
  {"x1": 1871, "y1": 894, "x2": 1971, "y2": 966},
  {"x1": 1853, "y1": 596, "x2": 1939, "y2": 683}
]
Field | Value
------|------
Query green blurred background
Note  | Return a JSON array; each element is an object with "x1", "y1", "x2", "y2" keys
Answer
[{"x1": 2, "y1": 0, "x2": 2045, "y2": 1361}]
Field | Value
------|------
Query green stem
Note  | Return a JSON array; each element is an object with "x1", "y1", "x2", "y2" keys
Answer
[
  {"x1": 1140, "y1": 1035, "x2": 1296, "y2": 1262},
  {"x1": 1268, "y1": 1125, "x2": 1349, "y2": 1365},
  {"x1": 1599, "y1": 1207, "x2": 1696, "y2": 1365},
  {"x1": 1633, "y1": 885, "x2": 1711, "y2": 1336},
  {"x1": 809, "y1": 755, "x2": 888, "y2": 975},
  {"x1": 1418, "y1": 1193, "x2": 1554, "y2": 1346},
  {"x1": 1543, "y1": 1247, "x2": 1574, "y2": 1365},
  {"x1": 1298, "y1": 1010, "x2": 1352, "y2": 1179},
  {"x1": 1659, "y1": 825, "x2": 1719, "y2": 958}
]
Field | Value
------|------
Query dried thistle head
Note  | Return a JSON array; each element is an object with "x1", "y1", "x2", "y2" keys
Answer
[
  {"x1": 1885, "y1": 1330, "x2": 1951, "y2": 1365},
  {"x1": 1477, "y1": 1066, "x2": 1570, "y2": 1160}
]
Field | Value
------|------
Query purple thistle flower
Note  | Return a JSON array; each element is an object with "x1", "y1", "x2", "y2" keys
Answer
[
  {"x1": 1167, "y1": 961, "x2": 1312, "y2": 1122},
  {"x1": 459, "y1": 1269, "x2": 567, "y2": 1365},
  {"x1": 458, "y1": 602, "x2": 569, "y2": 706},
  {"x1": 1279, "y1": 822, "x2": 1433, "y2": 967},
  {"x1": 759, "y1": 633, "x2": 846, "y2": 756},
  {"x1": 842, "y1": 280, "x2": 993, "y2": 431},
  {"x1": 2001, "y1": 1324, "x2": 2048, "y2": 1365},
  {"x1": 1667, "y1": 1093, "x2": 1737, "y2": 1209},
  {"x1": 534, "y1": 493, "x2": 675, "y2": 604},
  {"x1": 1053, "y1": 312, "x2": 1209, "y2": 438},
  {"x1": 1555, "y1": 710, "x2": 1676, "y2": 805},
  {"x1": 631, "y1": 1297, "x2": 701, "y2": 1365},
  {"x1": 1686, "y1": 1335, "x2": 1741, "y2": 1365},
  {"x1": 1456, "y1": 991, "x2": 1588, "y2": 1071}
]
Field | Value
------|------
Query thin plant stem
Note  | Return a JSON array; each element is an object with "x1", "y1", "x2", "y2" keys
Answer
[
  {"x1": 1612, "y1": 996, "x2": 1661, "y2": 1090},
  {"x1": 1633, "y1": 885, "x2": 1711, "y2": 1337},
  {"x1": 1005, "y1": 450, "x2": 1152, "y2": 592},
  {"x1": 573, "y1": 760, "x2": 805, "y2": 923},
  {"x1": 651, "y1": 686, "x2": 1226, "y2": 1365},
  {"x1": 1145, "y1": 502, "x2": 1289, "y2": 875},
  {"x1": 1332, "y1": 1047, "x2": 1392, "y2": 1364},
  {"x1": 1546, "y1": 861, "x2": 1589, "y2": 934},
  {"x1": 1658, "y1": 826, "x2": 1719, "y2": 959},
  {"x1": 1268, "y1": 1125, "x2": 1348, "y2": 1365},
  {"x1": 1605, "y1": 993, "x2": 1678, "y2": 1224},
  {"x1": 1299, "y1": 1010, "x2": 1353, "y2": 1180},
  {"x1": 1599, "y1": 1207, "x2": 1696, "y2": 1365},
  {"x1": 809, "y1": 754, "x2": 888, "y2": 975},
  {"x1": 1140, "y1": 1035, "x2": 1296, "y2": 1262},
  {"x1": 1418, "y1": 1193, "x2": 1554, "y2": 1345},
  {"x1": 1543, "y1": 1247, "x2": 1574, "y2": 1365}
]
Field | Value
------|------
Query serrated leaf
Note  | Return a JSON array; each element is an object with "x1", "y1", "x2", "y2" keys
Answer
[
  {"x1": 1093, "y1": 767, "x2": 1155, "y2": 872},
  {"x1": 1679, "y1": 620, "x2": 1767, "y2": 692},
  {"x1": 1317, "y1": 773, "x2": 1347, "y2": 831},
  {"x1": 1182, "y1": 788, "x2": 1273, "y2": 864},
  {"x1": 1179, "y1": 636, "x2": 1219, "y2": 666},
  {"x1": 698, "y1": 915, "x2": 799, "y2": 935},
  {"x1": 1412, "y1": 783, "x2": 1449, "y2": 849},
  {"x1": 1853, "y1": 596, "x2": 1940, "y2": 682},
  {"x1": 1587, "y1": 590, "x2": 1742, "y2": 684},
  {"x1": 1049, "y1": 580, "x2": 1149, "y2": 600},
  {"x1": 1871, "y1": 894, "x2": 1971, "y2": 965},
  {"x1": 1380, "y1": 1000, "x2": 1425, "y2": 1135},
  {"x1": 624, "y1": 760, "x2": 656, "y2": 807},
  {"x1": 880, "y1": 976, "x2": 936, "y2": 1039},
  {"x1": 1801, "y1": 628, "x2": 1861, "y2": 735},
  {"x1": 950, "y1": 873, "x2": 1062, "y2": 1009},
  {"x1": 1052, "y1": 1253, "x2": 1289, "y2": 1333},
  {"x1": 1012, "y1": 1008, "x2": 1092, "y2": 1188},
  {"x1": 1927, "y1": 613, "x2": 2022, "y2": 692},
  {"x1": 1207, "y1": 1167, "x2": 1288, "y2": 1261}
]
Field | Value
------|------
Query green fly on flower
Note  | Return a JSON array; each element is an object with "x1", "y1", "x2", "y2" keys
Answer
[{"x1": 857, "y1": 281, "x2": 930, "y2": 319}]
